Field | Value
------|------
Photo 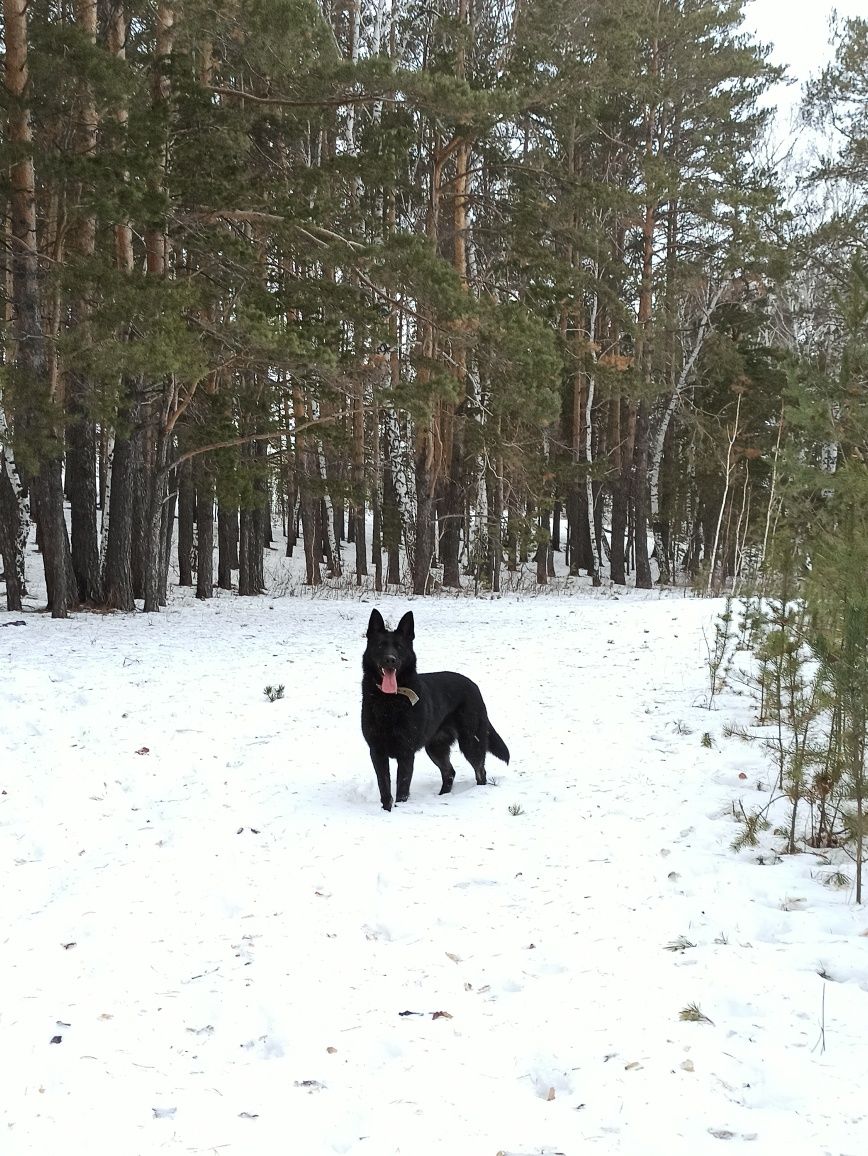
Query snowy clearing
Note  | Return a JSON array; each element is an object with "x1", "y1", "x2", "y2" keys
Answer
[{"x1": 2, "y1": 589, "x2": 867, "y2": 1156}]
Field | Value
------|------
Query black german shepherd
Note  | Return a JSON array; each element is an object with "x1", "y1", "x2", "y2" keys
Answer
[{"x1": 361, "y1": 609, "x2": 510, "y2": 811}]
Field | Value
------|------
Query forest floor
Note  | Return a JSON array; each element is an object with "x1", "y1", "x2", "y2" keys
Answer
[{"x1": 2, "y1": 546, "x2": 867, "y2": 1155}]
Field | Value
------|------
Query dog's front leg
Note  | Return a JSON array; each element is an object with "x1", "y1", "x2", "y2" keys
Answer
[
  {"x1": 395, "y1": 755, "x2": 415, "y2": 804},
  {"x1": 370, "y1": 750, "x2": 393, "y2": 812}
]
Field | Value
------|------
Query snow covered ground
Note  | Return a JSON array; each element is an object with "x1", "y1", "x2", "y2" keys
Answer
[{"x1": 3, "y1": 558, "x2": 868, "y2": 1155}]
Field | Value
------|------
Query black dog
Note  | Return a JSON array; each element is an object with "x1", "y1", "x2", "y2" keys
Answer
[{"x1": 361, "y1": 609, "x2": 510, "y2": 811}]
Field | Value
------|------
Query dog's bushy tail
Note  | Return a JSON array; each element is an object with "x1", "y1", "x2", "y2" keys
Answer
[{"x1": 488, "y1": 724, "x2": 510, "y2": 764}]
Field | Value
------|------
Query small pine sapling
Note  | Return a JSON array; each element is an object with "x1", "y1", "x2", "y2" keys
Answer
[
  {"x1": 730, "y1": 801, "x2": 771, "y2": 852},
  {"x1": 752, "y1": 571, "x2": 824, "y2": 853},
  {"x1": 735, "y1": 594, "x2": 765, "y2": 651},
  {"x1": 703, "y1": 596, "x2": 735, "y2": 708},
  {"x1": 805, "y1": 494, "x2": 868, "y2": 900}
]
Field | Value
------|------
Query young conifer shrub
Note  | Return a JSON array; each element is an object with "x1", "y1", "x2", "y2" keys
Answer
[{"x1": 703, "y1": 596, "x2": 735, "y2": 708}]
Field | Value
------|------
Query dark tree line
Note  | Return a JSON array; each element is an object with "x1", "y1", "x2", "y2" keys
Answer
[{"x1": 1, "y1": 2, "x2": 864, "y2": 614}]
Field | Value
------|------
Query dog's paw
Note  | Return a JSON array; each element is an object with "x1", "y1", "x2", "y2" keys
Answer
[
  {"x1": 395, "y1": 792, "x2": 409, "y2": 804},
  {"x1": 381, "y1": 797, "x2": 393, "y2": 812}
]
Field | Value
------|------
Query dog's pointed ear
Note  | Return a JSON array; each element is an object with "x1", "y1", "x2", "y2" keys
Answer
[
  {"x1": 396, "y1": 611, "x2": 415, "y2": 639},
  {"x1": 367, "y1": 609, "x2": 386, "y2": 637}
]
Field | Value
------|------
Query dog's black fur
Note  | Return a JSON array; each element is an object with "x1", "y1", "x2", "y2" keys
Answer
[{"x1": 361, "y1": 609, "x2": 510, "y2": 811}]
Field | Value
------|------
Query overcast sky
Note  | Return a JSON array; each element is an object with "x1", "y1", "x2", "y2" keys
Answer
[
  {"x1": 744, "y1": 0, "x2": 862, "y2": 99},
  {"x1": 740, "y1": 0, "x2": 863, "y2": 146}
]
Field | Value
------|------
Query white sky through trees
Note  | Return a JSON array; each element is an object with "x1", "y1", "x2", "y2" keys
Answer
[{"x1": 743, "y1": 0, "x2": 864, "y2": 134}]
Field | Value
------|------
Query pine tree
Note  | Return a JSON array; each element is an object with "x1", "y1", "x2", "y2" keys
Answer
[{"x1": 3, "y1": 0, "x2": 69, "y2": 616}]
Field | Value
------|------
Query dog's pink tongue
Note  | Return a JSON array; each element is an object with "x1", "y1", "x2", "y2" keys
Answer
[{"x1": 381, "y1": 669, "x2": 398, "y2": 694}]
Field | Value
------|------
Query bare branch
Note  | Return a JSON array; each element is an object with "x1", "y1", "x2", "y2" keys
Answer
[
  {"x1": 161, "y1": 412, "x2": 347, "y2": 477},
  {"x1": 208, "y1": 85, "x2": 396, "y2": 110}
]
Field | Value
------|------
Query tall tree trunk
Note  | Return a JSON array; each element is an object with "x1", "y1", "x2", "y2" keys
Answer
[
  {"x1": 238, "y1": 501, "x2": 265, "y2": 595},
  {"x1": 282, "y1": 396, "x2": 297, "y2": 556},
  {"x1": 0, "y1": 208, "x2": 28, "y2": 608},
  {"x1": 441, "y1": 126, "x2": 472, "y2": 589},
  {"x1": 66, "y1": 394, "x2": 101, "y2": 603},
  {"x1": 217, "y1": 501, "x2": 237, "y2": 590},
  {"x1": 241, "y1": 437, "x2": 268, "y2": 594},
  {"x1": 100, "y1": 7, "x2": 137, "y2": 611},
  {"x1": 535, "y1": 509, "x2": 549, "y2": 586},
  {"x1": 352, "y1": 379, "x2": 367, "y2": 583},
  {"x1": 650, "y1": 280, "x2": 727, "y2": 582},
  {"x1": 0, "y1": 404, "x2": 29, "y2": 610},
  {"x1": 130, "y1": 428, "x2": 147, "y2": 600},
  {"x1": 159, "y1": 477, "x2": 176, "y2": 605},
  {"x1": 383, "y1": 405, "x2": 414, "y2": 581},
  {"x1": 413, "y1": 423, "x2": 438, "y2": 595},
  {"x1": 632, "y1": 90, "x2": 658, "y2": 592},
  {"x1": 567, "y1": 331, "x2": 593, "y2": 576},
  {"x1": 142, "y1": 426, "x2": 171, "y2": 612},
  {"x1": 177, "y1": 457, "x2": 195, "y2": 586},
  {"x1": 381, "y1": 432, "x2": 402, "y2": 586},
  {"x1": 318, "y1": 396, "x2": 343, "y2": 555},
  {"x1": 65, "y1": 0, "x2": 102, "y2": 605},
  {"x1": 609, "y1": 398, "x2": 629, "y2": 585},
  {"x1": 315, "y1": 433, "x2": 341, "y2": 577},
  {"x1": 102, "y1": 416, "x2": 137, "y2": 610},
  {"x1": 441, "y1": 409, "x2": 464, "y2": 588},
  {"x1": 292, "y1": 380, "x2": 321, "y2": 585},
  {"x1": 551, "y1": 501, "x2": 561, "y2": 553},
  {"x1": 633, "y1": 399, "x2": 653, "y2": 589},
  {"x1": 142, "y1": 4, "x2": 175, "y2": 613},
  {"x1": 585, "y1": 282, "x2": 602, "y2": 585},
  {"x1": 490, "y1": 446, "x2": 504, "y2": 594},
  {"x1": 255, "y1": 437, "x2": 270, "y2": 581},
  {"x1": 412, "y1": 125, "x2": 447, "y2": 596},
  {"x1": 4, "y1": 0, "x2": 68, "y2": 617},
  {"x1": 506, "y1": 497, "x2": 518, "y2": 572},
  {"x1": 238, "y1": 506, "x2": 253, "y2": 595},
  {"x1": 371, "y1": 391, "x2": 383, "y2": 592},
  {"x1": 196, "y1": 462, "x2": 214, "y2": 599}
]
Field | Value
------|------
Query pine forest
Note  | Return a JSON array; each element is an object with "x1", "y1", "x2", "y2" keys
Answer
[{"x1": 1, "y1": 1, "x2": 866, "y2": 613}]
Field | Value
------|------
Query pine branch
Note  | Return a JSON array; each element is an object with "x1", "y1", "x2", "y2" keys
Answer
[
  {"x1": 161, "y1": 413, "x2": 347, "y2": 477},
  {"x1": 207, "y1": 85, "x2": 396, "y2": 110},
  {"x1": 177, "y1": 209, "x2": 289, "y2": 227},
  {"x1": 175, "y1": 212, "x2": 365, "y2": 252}
]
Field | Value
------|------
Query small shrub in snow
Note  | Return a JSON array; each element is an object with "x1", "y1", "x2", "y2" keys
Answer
[
  {"x1": 722, "y1": 719, "x2": 754, "y2": 741},
  {"x1": 264, "y1": 684, "x2": 285, "y2": 702},
  {"x1": 822, "y1": 870, "x2": 851, "y2": 890},
  {"x1": 679, "y1": 1002, "x2": 713, "y2": 1025},
  {"x1": 664, "y1": 936, "x2": 696, "y2": 953},
  {"x1": 730, "y1": 802, "x2": 770, "y2": 852}
]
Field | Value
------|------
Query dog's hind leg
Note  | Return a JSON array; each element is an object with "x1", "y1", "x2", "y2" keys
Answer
[
  {"x1": 395, "y1": 754, "x2": 416, "y2": 804},
  {"x1": 455, "y1": 703, "x2": 490, "y2": 785},
  {"x1": 457, "y1": 726, "x2": 488, "y2": 785},
  {"x1": 425, "y1": 734, "x2": 457, "y2": 795}
]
